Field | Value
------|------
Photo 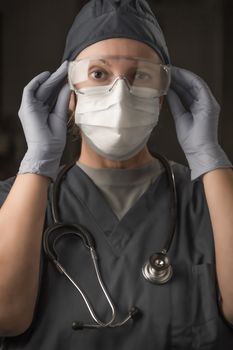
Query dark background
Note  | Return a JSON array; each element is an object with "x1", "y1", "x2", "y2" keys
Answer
[{"x1": 0, "y1": 0, "x2": 232, "y2": 180}]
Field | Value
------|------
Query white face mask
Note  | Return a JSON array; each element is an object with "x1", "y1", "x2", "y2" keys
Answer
[{"x1": 75, "y1": 80, "x2": 160, "y2": 161}]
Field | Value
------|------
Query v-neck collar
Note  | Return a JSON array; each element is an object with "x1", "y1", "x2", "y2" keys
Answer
[
  {"x1": 62, "y1": 163, "x2": 169, "y2": 256},
  {"x1": 76, "y1": 158, "x2": 162, "y2": 187}
]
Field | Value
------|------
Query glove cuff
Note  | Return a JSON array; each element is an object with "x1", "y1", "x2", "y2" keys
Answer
[
  {"x1": 18, "y1": 151, "x2": 62, "y2": 182},
  {"x1": 186, "y1": 145, "x2": 232, "y2": 181}
]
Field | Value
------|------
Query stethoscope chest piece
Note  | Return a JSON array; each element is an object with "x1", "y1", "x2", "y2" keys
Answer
[
  {"x1": 43, "y1": 152, "x2": 177, "y2": 329},
  {"x1": 142, "y1": 252, "x2": 173, "y2": 285}
]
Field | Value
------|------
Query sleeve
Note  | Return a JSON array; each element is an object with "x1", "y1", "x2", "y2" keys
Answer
[
  {"x1": 175, "y1": 163, "x2": 233, "y2": 332},
  {"x1": 0, "y1": 176, "x2": 16, "y2": 208},
  {"x1": 195, "y1": 178, "x2": 233, "y2": 331}
]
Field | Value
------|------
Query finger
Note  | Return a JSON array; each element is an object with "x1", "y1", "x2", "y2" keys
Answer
[
  {"x1": 166, "y1": 89, "x2": 187, "y2": 120},
  {"x1": 36, "y1": 61, "x2": 68, "y2": 102},
  {"x1": 171, "y1": 66, "x2": 206, "y2": 91},
  {"x1": 53, "y1": 84, "x2": 71, "y2": 120},
  {"x1": 171, "y1": 81, "x2": 197, "y2": 109},
  {"x1": 22, "y1": 71, "x2": 51, "y2": 103},
  {"x1": 171, "y1": 66, "x2": 216, "y2": 106},
  {"x1": 167, "y1": 89, "x2": 193, "y2": 133}
]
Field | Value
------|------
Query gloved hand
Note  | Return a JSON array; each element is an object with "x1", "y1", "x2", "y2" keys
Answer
[
  {"x1": 18, "y1": 61, "x2": 70, "y2": 182},
  {"x1": 166, "y1": 66, "x2": 232, "y2": 180}
]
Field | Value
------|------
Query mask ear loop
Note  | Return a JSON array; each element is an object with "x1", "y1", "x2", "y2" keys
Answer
[
  {"x1": 67, "y1": 110, "x2": 75, "y2": 130},
  {"x1": 67, "y1": 92, "x2": 80, "y2": 142}
]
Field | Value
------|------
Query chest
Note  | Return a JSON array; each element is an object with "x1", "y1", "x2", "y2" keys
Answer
[{"x1": 35, "y1": 174, "x2": 219, "y2": 349}]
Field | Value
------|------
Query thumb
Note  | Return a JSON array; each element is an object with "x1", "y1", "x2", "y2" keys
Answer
[
  {"x1": 53, "y1": 84, "x2": 71, "y2": 121},
  {"x1": 166, "y1": 89, "x2": 187, "y2": 122}
]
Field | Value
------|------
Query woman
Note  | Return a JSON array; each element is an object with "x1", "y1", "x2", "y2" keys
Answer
[{"x1": 0, "y1": 0, "x2": 232, "y2": 349}]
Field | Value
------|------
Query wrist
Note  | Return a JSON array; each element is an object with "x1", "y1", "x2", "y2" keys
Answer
[
  {"x1": 16, "y1": 172, "x2": 51, "y2": 186},
  {"x1": 19, "y1": 151, "x2": 63, "y2": 182},
  {"x1": 185, "y1": 145, "x2": 232, "y2": 181}
]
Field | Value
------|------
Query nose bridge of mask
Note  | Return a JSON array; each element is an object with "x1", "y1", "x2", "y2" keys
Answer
[
  {"x1": 110, "y1": 78, "x2": 133, "y2": 108},
  {"x1": 107, "y1": 79, "x2": 131, "y2": 129},
  {"x1": 111, "y1": 76, "x2": 131, "y2": 92}
]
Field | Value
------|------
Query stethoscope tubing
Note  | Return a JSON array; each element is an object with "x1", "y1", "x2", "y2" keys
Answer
[
  {"x1": 43, "y1": 152, "x2": 177, "y2": 329},
  {"x1": 151, "y1": 152, "x2": 177, "y2": 253}
]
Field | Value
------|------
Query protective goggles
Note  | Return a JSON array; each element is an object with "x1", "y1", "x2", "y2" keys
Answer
[{"x1": 68, "y1": 56, "x2": 171, "y2": 98}]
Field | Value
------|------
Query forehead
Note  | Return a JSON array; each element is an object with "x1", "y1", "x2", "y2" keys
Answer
[{"x1": 77, "y1": 38, "x2": 162, "y2": 63}]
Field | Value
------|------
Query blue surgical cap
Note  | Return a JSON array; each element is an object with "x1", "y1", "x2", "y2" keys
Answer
[{"x1": 62, "y1": 0, "x2": 170, "y2": 64}]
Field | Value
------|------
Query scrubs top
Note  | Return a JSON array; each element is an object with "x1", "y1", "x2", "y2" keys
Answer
[{"x1": 0, "y1": 160, "x2": 233, "y2": 350}]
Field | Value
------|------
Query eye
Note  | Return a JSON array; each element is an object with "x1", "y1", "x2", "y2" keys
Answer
[
  {"x1": 89, "y1": 69, "x2": 108, "y2": 81},
  {"x1": 134, "y1": 71, "x2": 152, "y2": 81}
]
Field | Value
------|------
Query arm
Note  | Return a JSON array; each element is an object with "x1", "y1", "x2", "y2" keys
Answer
[
  {"x1": 0, "y1": 62, "x2": 70, "y2": 336},
  {"x1": 167, "y1": 66, "x2": 233, "y2": 324},
  {"x1": 0, "y1": 174, "x2": 49, "y2": 336},
  {"x1": 203, "y1": 168, "x2": 233, "y2": 324}
]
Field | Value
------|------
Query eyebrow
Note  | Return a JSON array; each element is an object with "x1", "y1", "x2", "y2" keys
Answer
[
  {"x1": 89, "y1": 59, "x2": 109, "y2": 66},
  {"x1": 88, "y1": 59, "x2": 140, "y2": 70}
]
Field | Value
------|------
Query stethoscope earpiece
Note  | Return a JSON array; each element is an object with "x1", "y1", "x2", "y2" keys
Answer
[
  {"x1": 142, "y1": 252, "x2": 173, "y2": 284},
  {"x1": 128, "y1": 306, "x2": 142, "y2": 320},
  {"x1": 71, "y1": 306, "x2": 142, "y2": 330},
  {"x1": 72, "y1": 321, "x2": 84, "y2": 331}
]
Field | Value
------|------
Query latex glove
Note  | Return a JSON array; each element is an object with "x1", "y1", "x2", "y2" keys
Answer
[
  {"x1": 166, "y1": 66, "x2": 232, "y2": 180},
  {"x1": 18, "y1": 61, "x2": 70, "y2": 182}
]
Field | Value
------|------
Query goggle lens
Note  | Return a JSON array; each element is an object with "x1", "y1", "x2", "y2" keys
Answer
[{"x1": 68, "y1": 56, "x2": 171, "y2": 98}]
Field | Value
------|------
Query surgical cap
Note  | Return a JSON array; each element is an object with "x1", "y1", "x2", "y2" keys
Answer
[{"x1": 62, "y1": 0, "x2": 170, "y2": 64}]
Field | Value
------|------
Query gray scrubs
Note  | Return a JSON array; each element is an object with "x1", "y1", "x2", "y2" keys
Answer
[{"x1": 0, "y1": 161, "x2": 233, "y2": 349}]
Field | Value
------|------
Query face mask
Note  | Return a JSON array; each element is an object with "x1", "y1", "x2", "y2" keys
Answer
[{"x1": 74, "y1": 80, "x2": 160, "y2": 161}]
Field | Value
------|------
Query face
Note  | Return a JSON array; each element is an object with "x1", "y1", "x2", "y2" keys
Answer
[{"x1": 68, "y1": 38, "x2": 164, "y2": 111}]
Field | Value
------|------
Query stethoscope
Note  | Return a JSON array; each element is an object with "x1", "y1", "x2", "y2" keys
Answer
[{"x1": 43, "y1": 152, "x2": 177, "y2": 330}]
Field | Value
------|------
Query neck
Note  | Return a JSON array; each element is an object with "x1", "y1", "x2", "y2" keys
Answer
[{"x1": 77, "y1": 137, "x2": 154, "y2": 169}]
